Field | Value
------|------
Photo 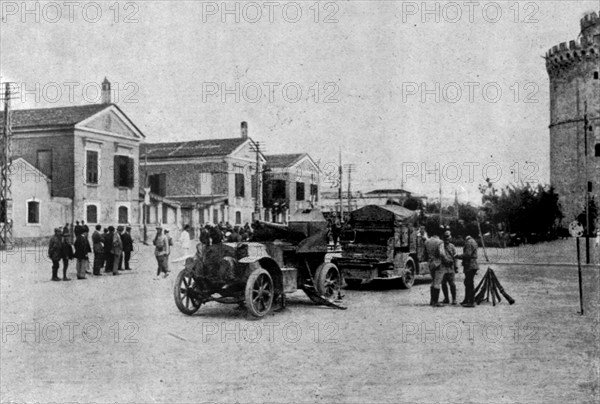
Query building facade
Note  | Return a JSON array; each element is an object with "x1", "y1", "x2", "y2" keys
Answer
[
  {"x1": 263, "y1": 153, "x2": 320, "y2": 223},
  {"x1": 140, "y1": 122, "x2": 265, "y2": 230},
  {"x1": 0, "y1": 80, "x2": 145, "y2": 241},
  {"x1": 546, "y1": 11, "x2": 600, "y2": 223}
]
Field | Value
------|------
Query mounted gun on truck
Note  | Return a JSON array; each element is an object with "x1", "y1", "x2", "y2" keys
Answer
[{"x1": 173, "y1": 208, "x2": 346, "y2": 318}]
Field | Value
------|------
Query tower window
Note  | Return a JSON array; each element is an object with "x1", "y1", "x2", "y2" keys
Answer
[
  {"x1": 595, "y1": 144, "x2": 600, "y2": 157},
  {"x1": 594, "y1": 71, "x2": 599, "y2": 80}
]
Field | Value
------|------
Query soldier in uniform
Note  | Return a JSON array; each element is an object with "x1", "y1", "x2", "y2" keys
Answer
[
  {"x1": 120, "y1": 226, "x2": 134, "y2": 270},
  {"x1": 48, "y1": 228, "x2": 64, "y2": 281},
  {"x1": 439, "y1": 231, "x2": 458, "y2": 305},
  {"x1": 91, "y1": 225, "x2": 104, "y2": 276},
  {"x1": 458, "y1": 234, "x2": 479, "y2": 307},
  {"x1": 111, "y1": 226, "x2": 124, "y2": 276},
  {"x1": 103, "y1": 228, "x2": 114, "y2": 273},
  {"x1": 423, "y1": 230, "x2": 443, "y2": 306}
]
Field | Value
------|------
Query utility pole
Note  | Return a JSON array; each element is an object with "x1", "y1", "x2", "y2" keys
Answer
[
  {"x1": 250, "y1": 140, "x2": 263, "y2": 221},
  {"x1": 345, "y1": 164, "x2": 355, "y2": 214},
  {"x1": 338, "y1": 148, "x2": 343, "y2": 223},
  {"x1": 0, "y1": 82, "x2": 15, "y2": 249},
  {"x1": 438, "y1": 179, "x2": 443, "y2": 228},
  {"x1": 584, "y1": 101, "x2": 590, "y2": 264}
]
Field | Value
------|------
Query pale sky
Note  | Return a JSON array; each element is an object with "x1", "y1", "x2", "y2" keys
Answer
[{"x1": 1, "y1": 0, "x2": 598, "y2": 203}]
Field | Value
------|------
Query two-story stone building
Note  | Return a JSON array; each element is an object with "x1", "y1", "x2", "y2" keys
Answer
[
  {"x1": 263, "y1": 153, "x2": 320, "y2": 223},
  {"x1": 140, "y1": 122, "x2": 266, "y2": 231},
  {"x1": 0, "y1": 80, "x2": 145, "y2": 241}
]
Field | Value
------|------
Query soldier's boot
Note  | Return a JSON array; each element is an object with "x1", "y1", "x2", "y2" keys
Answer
[
  {"x1": 441, "y1": 282, "x2": 450, "y2": 304},
  {"x1": 431, "y1": 288, "x2": 442, "y2": 307},
  {"x1": 429, "y1": 287, "x2": 435, "y2": 306},
  {"x1": 450, "y1": 284, "x2": 457, "y2": 305},
  {"x1": 62, "y1": 267, "x2": 71, "y2": 281}
]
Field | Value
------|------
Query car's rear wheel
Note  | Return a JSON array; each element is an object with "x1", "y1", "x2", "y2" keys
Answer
[{"x1": 174, "y1": 270, "x2": 203, "y2": 315}]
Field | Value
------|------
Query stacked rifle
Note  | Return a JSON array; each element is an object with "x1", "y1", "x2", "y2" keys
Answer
[{"x1": 474, "y1": 268, "x2": 515, "y2": 306}]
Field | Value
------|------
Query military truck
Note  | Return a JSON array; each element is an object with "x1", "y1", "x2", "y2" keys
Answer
[{"x1": 332, "y1": 204, "x2": 430, "y2": 289}]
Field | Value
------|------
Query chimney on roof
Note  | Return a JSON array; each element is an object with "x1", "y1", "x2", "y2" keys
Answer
[
  {"x1": 101, "y1": 77, "x2": 111, "y2": 104},
  {"x1": 241, "y1": 121, "x2": 248, "y2": 139}
]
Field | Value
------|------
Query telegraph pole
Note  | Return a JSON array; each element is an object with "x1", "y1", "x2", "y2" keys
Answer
[
  {"x1": 438, "y1": 179, "x2": 443, "y2": 228},
  {"x1": 338, "y1": 148, "x2": 343, "y2": 222},
  {"x1": 250, "y1": 140, "x2": 263, "y2": 221},
  {"x1": 0, "y1": 82, "x2": 16, "y2": 249},
  {"x1": 345, "y1": 164, "x2": 355, "y2": 214},
  {"x1": 583, "y1": 102, "x2": 590, "y2": 264}
]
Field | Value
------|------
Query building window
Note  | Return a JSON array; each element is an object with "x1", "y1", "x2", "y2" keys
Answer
[
  {"x1": 213, "y1": 209, "x2": 219, "y2": 224},
  {"x1": 310, "y1": 184, "x2": 319, "y2": 201},
  {"x1": 0, "y1": 199, "x2": 6, "y2": 223},
  {"x1": 595, "y1": 71, "x2": 599, "y2": 80},
  {"x1": 149, "y1": 173, "x2": 167, "y2": 197},
  {"x1": 36, "y1": 150, "x2": 52, "y2": 179},
  {"x1": 235, "y1": 173, "x2": 245, "y2": 198},
  {"x1": 272, "y1": 179, "x2": 286, "y2": 200},
  {"x1": 588, "y1": 182, "x2": 593, "y2": 192},
  {"x1": 199, "y1": 173, "x2": 212, "y2": 196},
  {"x1": 296, "y1": 182, "x2": 305, "y2": 201},
  {"x1": 595, "y1": 144, "x2": 600, "y2": 157},
  {"x1": 251, "y1": 174, "x2": 257, "y2": 199},
  {"x1": 118, "y1": 206, "x2": 129, "y2": 224},
  {"x1": 235, "y1": 211, "x2": 242, "y2": 225},
  {"x1": 26, "y1": 200, "x2": 40, "y2": 224},
  {"x1": 162, "y1": 204, "x2": 168, "y2": 224},
  {"x1": 86, "y1": 150, "x2": 99, "y2": 184},
  {"x1": 86, "y1": 204, "x2": 98, "y2": 224},
  {"x1": 114, "y1": 155, "x2": 134, "y2": 188}
]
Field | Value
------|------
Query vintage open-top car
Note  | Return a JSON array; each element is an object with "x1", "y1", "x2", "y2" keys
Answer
[
  {"x1": 173, "y1": 209, "x2": 346, "y2": 317},
  {"x1": 332, "y1": 204, "x2": 430, "y2": 288}
]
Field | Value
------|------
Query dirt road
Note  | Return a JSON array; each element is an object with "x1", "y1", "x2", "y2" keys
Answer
[{"x1": 1, "y1": 241, "x2": 598, "y2": 403}]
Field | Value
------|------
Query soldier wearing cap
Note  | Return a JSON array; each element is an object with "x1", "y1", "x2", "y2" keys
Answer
[
  {"x1": 48, "y1": 228, "x2": 64, "y2": 281},
  {"x1": 120, "y1": 225, "x2": 134, "y2": 270},
  {"x1": 104, "y1": 227, "x2": 114, "y2": 273},
  {"x1": 458, "y1": 234, "x2": 479, "y2": 307},
  {"x1": 154, "y1": 226, "x2": 169, "y2": 277},
  {"x1": 423, "y1": 229, "x2": 444, "y2": 307},
  {"x1": 439, "y1": 230, "x2": 458, "y2": 305},
  {"x1": 111, "y1": 226, "x2": 124, "y2": 275}
]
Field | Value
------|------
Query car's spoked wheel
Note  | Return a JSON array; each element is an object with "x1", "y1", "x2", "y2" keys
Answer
[
  {"x1": 245, "y1": 268, "x2": 274, "y2": 317},
  {"x1": 174, "y1": 270, "x2": 203, "y2": 315},
  {"x1": 316, "y1": 263, "x2": 342, "y2": 299},
  {"x1": 398, "y1": 261, "x2": 415, "y2": 289}
]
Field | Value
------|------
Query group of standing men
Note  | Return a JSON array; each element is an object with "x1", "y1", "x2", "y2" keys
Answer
[
  {"x1": 48, "y1": 222, "x2": 134, "y2": 281},
  {"x1": 423, "y1": 228, "x2": 479, "y2": 308}
]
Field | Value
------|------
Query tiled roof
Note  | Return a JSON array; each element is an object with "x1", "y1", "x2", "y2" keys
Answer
[
  {"x1": 0, "y1": 104, "x2": 110, "y2": 129},
  {"x1": 265, "y1": 153, "x2": 305, "y2": 168},
  {"x1": 141, "y1": 138, "x2": 247, "y2": 159}
]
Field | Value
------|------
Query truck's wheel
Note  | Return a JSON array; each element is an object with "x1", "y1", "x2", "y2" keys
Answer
[
  {"x1": 174, "y1": 270, "x2": 203, "y2": 315},
  {"x1": 398, "y1": 260, "x2": 415, "y2": 289},
  {"x1": 245, "y1": 267, "x2": 274, "y2": 317},
  {"x1": 315, "y1": 263, "x2": 342, "y2": 299}
]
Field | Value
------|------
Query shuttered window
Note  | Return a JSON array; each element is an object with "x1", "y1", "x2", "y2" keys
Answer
[{"x1": 114, "y1": 155, "x2": 134, "y2": 188}]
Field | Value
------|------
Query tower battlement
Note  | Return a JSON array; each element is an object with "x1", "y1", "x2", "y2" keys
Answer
[
  {"x1": 580, "y1": 11, "x2": 599, "y2": 34},
  {"x1": 545, "y1": 29, "x2": 599, "y2": 75}
]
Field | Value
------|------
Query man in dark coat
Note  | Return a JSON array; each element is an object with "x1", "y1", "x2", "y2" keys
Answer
[
  {"x1": 60, "y1": 232, "x2": 73, "y2": 281},
  {"x1": 120, "y1": 226, "x2": 134, "y2": 270},
  {"x1": 74, "y1": 228, "x2": 92, "y2": 279},
  {"x1": 458, "y1": 235, "x2": 479, "y2": 307},
  {"x1": 91, "y1": 224, "x2": 104, "y2": 276},
  {"x1": 104, "y1": 227, "x2": 114, "y2": 273},
  {"x1": 111, "y1": 226, "x2": 124, "y2": 275},
  {"x1": 48, "y1": 228, "x2": 63, "y2": 281}
]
